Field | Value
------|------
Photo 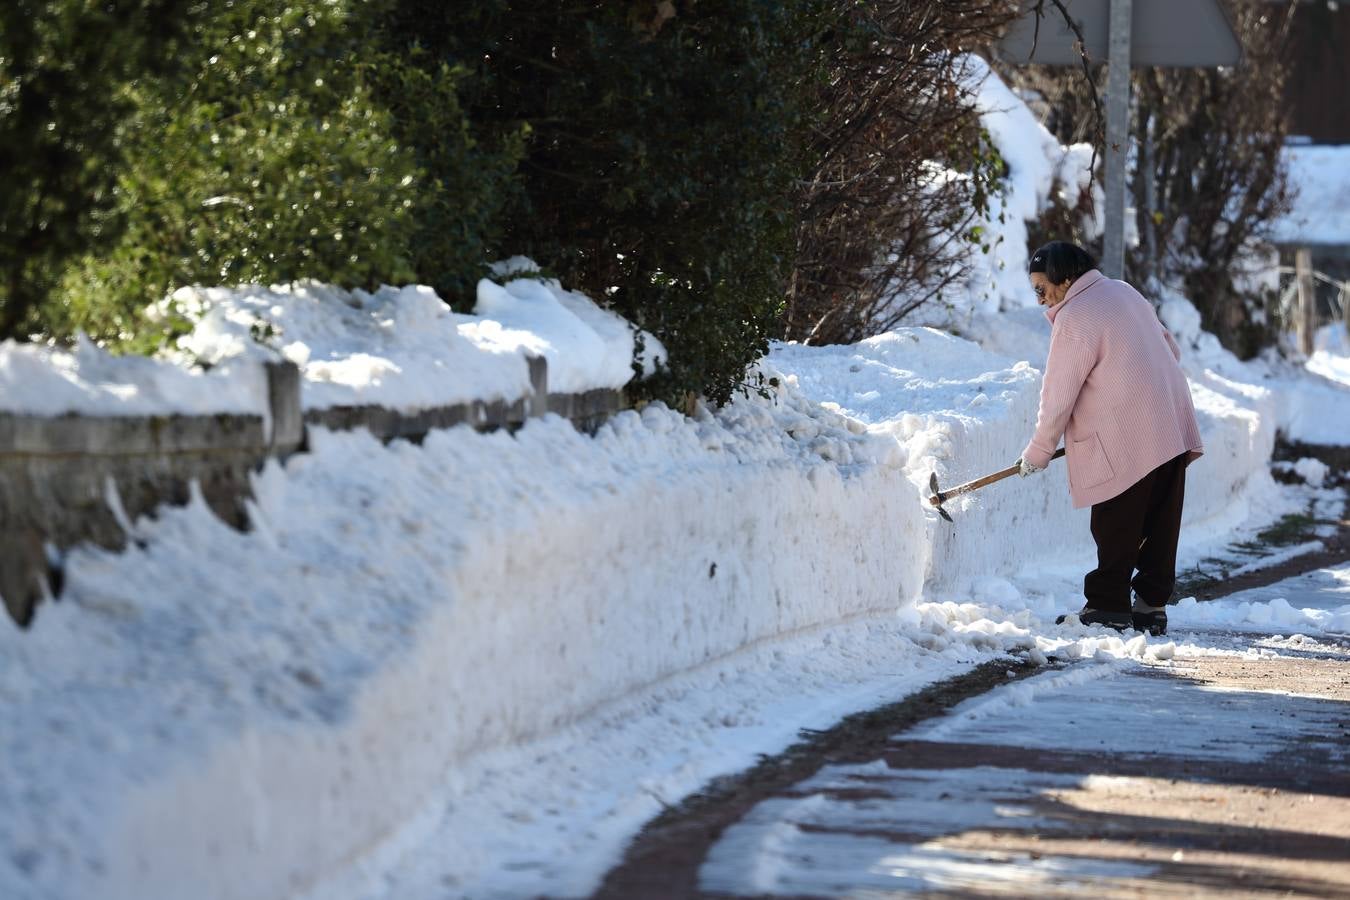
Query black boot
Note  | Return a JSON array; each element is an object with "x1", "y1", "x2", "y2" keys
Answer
[
  {"x1": 1131, "y1": 591, "x2": 1168, "y2": 636},
  {"x1": 1131, "y1": 608, "x2": 1168, "y2": 636},
  {"x1": 1055, "y1": 608, "x2": 1133, "y2": 632}
]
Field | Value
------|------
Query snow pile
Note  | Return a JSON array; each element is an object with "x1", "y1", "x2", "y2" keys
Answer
[
  {"x1": 1272, "y1": 144, "x2": 1350, "y2": 246},
  {"x1": 169, "y1": 269, "x2": 666, "y2": 412},
  {"x1": 0, "y1": 335, "x2": 265, "y2": 417},
  {"x1": 1174, "y1": 595, "x2": 1350, "y2": 634},
  {"x1": 1309, "y1": 322, "x2": 1350, "y2": 389},
  {"x1": 771, "y1": 327, "x2": 1093, "y2": 585},
  {"x1": 936, "y1": 56, "x2": 1096, "y2": 320},
  {"x1": 903, "y1": 598, "x2": 1178, "y2": 667},
  {"x1": 0, "y1": 267, "x2": 665, "y2": 420},
  {"x1": 0, "y1": 380, "x2": 917, "y2": 900},
  {"x1": 768, "y1": 327, "x2": 1042, "y2": 472},
  {"x1": 1292, "y1": 457, "x2": 1330, "y2": 487},
  {"x1": 771, "y1": 303, "x2": 1290, "y2": 593},
  {"x1": 1169, "y1": 563, "x2": 1350, "y2": 636}
]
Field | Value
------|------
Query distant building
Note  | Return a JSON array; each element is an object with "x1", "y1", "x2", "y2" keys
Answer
[
  {"x1": 1283, "y1": 0, "x2": 1350, "y2": 146},
  {"x1": 1274, "y1": 1, "x2": 1349, "y2": 333}
]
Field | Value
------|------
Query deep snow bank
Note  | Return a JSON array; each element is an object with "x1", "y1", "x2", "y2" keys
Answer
[
  {"x1": 7, "y1": 313, "x2": 1300, "y2": 899},
  {"x1": 1, "y1": 384, "x2": 924, "y2": 900},
  {"x1": 4, "y1": 62, "x2": 1345, "y2": 900},
  {"x1": 770, "y1": 305, "x2": 1289, "y2": 598},
  {"x1": 769, "y1": 328, "x2": 1090, "y2": 589}
]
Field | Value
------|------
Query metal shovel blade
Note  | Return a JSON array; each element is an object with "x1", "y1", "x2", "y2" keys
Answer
[{"x1": 928, "y1": 472, "x2": 954, "y2": 523}]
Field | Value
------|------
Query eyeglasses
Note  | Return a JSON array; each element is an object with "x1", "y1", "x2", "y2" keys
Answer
[{"x1": 1033, "y1": 285, "x2": 1047, "y2": 299}]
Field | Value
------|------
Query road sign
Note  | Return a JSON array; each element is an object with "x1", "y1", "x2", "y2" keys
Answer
[
  {"x1": 995, "y1": 0, "x2": 1241, "y2": 279},
  {"x1": 996, "y1": 0, "x2": 1241, "y2": 68}
]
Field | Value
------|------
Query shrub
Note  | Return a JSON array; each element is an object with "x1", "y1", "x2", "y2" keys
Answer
[
  {"x1": 377, "y1": 0, "x2": 825, "y2": 405},
  {"x1": 364, "y1": 50, "x2": 526, "y2": 311},
  {"x1": 783, "y1": 1, "x2": 1016, "y2": 345},
  {"x1": 0, "y1": 0, "x2": 194, "y2": 339},
  {"x1": 53, "y1": 1, "x2": 425, "y2": 345}
]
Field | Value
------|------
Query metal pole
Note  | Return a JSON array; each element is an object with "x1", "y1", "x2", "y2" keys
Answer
[
  {"x1": 1142, "y1": 111, "x2": 1158, "y2": 285},
  {"x1": 1102, "y1": 0, "x2": 1133, "y2": 280}
]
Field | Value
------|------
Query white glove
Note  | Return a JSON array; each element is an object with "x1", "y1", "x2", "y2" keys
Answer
[{"x1": 1016, "y1": 457, "x2": 1043, "y2": 478}]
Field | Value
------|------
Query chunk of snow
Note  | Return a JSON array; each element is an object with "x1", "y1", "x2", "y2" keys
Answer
[{"x1": 1292, "y1": 457, "x2": 1329, "y2": 487}]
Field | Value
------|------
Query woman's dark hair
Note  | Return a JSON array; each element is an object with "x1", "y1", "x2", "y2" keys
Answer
[{"x1": 1028, "y1": 241, "x2": 1097, "y2": 285}]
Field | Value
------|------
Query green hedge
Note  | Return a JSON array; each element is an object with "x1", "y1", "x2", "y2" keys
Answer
[
  {"x1": 374, "y1": 0, "x2": 827, "y2": 404},
  {"x1": 8, "y1": 1, "x2": 835, "y2": 406},
  {"x1": 0, "y1": 0, "x2": 194, "y2": 338},
  {"x1": 54, "y1": 2, "x2": 425, "y2": 346}
]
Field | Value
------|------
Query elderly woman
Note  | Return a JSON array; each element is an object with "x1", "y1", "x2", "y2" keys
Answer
[{"x1": 1017, "y1": 241, "x2": 1203, "y2": 635}]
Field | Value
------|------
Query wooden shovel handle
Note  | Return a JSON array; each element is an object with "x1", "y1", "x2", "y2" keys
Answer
[{"x1": 932, "y1": 447, "x2": 1066, "y2": 504}]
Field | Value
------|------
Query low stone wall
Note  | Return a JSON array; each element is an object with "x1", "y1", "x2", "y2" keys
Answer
[{"x1": 0, "y1": 355, "x2": 628, "y2": 626}]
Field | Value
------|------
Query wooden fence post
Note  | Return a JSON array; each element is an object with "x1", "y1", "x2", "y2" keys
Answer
[
  {"x1": 1296, "y1": 247, "x2": 1316, "y2": 356},
  {"x1": 0, "y1": 528, "x2": 46, "y2": 628},
  {"x1": 527, "y1": 355, "x2": 548, "y2": 419},
  {"x1": 265, "y1": 361, "x2": 304, "y2": 456}
]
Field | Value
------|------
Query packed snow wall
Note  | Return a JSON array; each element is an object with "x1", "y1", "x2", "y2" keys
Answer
[
  {"x1": 1, "y1": 386, "x2": 934, "y2": 900},
  {"x1": 0, "y1": 307, "x2": 1291, "y2": 900},
  {"x1": 0, "y1": 54, "x2": 1307, "y2": 897},
  {"x1": 772, "y1": 313, "x2": 1284, "y2": 601}
]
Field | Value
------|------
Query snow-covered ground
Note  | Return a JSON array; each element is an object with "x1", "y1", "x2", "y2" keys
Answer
[
  {"x1": 698, "y1": 563, "x2": 1350, "y2": 898},
  {"x1": 1310, "y1": 322, "x2": 1350, "y2": 390},
  {"x1": 1273, "y1": 144, "x2": 1350, "y2": 247},
  {"x1": 2, "y1": 64, "x2": 1349, "y2": 900},
  {"x1": 5, "y1": 306, "x2": 1341, "y2": 899}
]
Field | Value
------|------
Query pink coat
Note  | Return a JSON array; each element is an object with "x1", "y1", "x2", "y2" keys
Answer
[{"x1": 1021, "y1": 270, "x2": 1204, "y2": 508}]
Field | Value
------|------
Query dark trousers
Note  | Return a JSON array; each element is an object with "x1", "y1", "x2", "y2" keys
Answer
[{"x1": 1084, "y1": 453, "x2": 1188, "y2": 613}]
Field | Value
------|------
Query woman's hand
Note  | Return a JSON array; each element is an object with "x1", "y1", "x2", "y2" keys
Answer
[{"x1": 1016, "y1": 457, "x2": 1043, "y2": 478}]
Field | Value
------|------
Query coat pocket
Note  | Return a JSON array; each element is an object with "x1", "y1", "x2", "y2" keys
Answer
[{"x1": 1071, "y1": 432, "x2": 1116, "y2": 490}]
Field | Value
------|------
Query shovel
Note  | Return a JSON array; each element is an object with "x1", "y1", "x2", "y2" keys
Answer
[{"x1": 928, "y1": 447, "x2": 1066, "y2": 523}]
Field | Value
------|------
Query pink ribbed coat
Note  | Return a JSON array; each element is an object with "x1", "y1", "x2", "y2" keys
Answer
[{"x1": 1021, "y1": 270, "x2": 1204, "y2": 509}]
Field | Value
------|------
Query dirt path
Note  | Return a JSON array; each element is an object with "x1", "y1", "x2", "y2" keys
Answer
[
  {"x1": 1182, "y1": 486, "x2": 1350, "y2": 602},
  {"x1": 1182, "y1": 517, "x2": 1350, "y2": 603},
  {"x1": 593, "y1": 489, "x2": 1350, "y2": 899},
  {"x1": 592, "y1": 658, "x2": 1050, "y2": 899},
  {"x1": 597, "y1": 651, "x2": 1350, "y2": 900}
]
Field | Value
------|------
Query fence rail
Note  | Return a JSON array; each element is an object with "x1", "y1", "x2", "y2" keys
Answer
[{"x1": 0, "y1": 355, "x2": 628, "y2": 627}]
